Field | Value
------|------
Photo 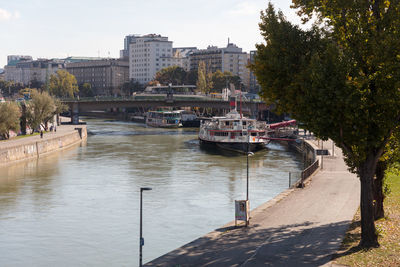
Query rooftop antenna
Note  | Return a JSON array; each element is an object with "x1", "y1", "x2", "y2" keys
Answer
[{"x1": 228, "y1": 37, "x2": 230, "y2": 46}]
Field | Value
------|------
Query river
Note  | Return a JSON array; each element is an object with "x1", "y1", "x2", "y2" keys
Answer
[{"x1": 0, "y1": 118, "x2": 303, "y2": 266}]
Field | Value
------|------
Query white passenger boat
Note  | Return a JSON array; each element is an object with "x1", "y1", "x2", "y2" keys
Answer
[
  {"x1": 177, "y1": 110, "x2": 200, "y2": 127},
  {"x1": 198, "y1": 109, "x2": 269, "y2": 153},
  {"x1": 146, "y1": 110, "x2": 182, "y2": 128}
]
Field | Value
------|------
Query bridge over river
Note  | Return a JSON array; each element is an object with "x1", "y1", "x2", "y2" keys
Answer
[{"x1": 62, "y1": 94, "x2": 269, "y2": 124}]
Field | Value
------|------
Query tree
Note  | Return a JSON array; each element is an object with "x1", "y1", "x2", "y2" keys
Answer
[
  {"x1": 185, "y1": 69, "x2": 198, "y2": 85},
  {"x1": 49, "y1": 70, "x2": 79, "y2": 98},
  {"x1": 26, "y1": 89, "x2": 56, "y2": 132},
  {"x1": 154, "y1": 66, "x2": 187, "y2": 85},
  {"x1": 29, "y1": 79, "x2": 44, "y2": 91},
  {"x1": 79, "y1": 83, "x2": 94, "y2": 97},
  {"x1": 212, "y1": 70, "x2": 226, "y2": 92},
  {"x1": 0, "y1": 102, "x2": 21, "y2": 139},
  {"x1": 374, "y1": 127, "x2": 400, "y2": 220},
  {"x1": 0, "y1": 81, "x2": 24, "y2": 97},
  {"x1": 121, "y1": 79, "x2": 144, "y2": 95},
  {"x1": 251, "y1": 2, "x2": 400, "y2": 247},
  {"x1": 211, "y1": 70, "x2": 242, "y2": 92},
  {"x1": 196, "y1": 61, "x2": 207, "y2": 94}
]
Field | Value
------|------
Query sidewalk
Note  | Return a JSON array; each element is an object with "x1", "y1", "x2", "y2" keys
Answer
[
  {"x1": 147, "y1": 144, "x2": 360, "y2": 266},
  {"x1": 0, "y1": 117, "x2": 78, "y2": 150}
]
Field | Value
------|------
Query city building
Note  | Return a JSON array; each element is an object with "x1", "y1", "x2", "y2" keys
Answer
[
  {"x1": 129, "y1": 34, "x2": 176, "y2": 84},
  {"x1": 5, "y1": 57, "x2": 65, "y2": 85},
  {"x1": 172, "y1": 47, "x2": 197, "y2": 71},
  {"x1": 120, "y1": 34, "x2": 140, "y2": 60},
  {"x1": 0, "y1": 68, "x2": 4, "y2": 80},
  {"x1": 249, "y1": 50, "x2": 260, "y2": 94},
  {"x1": 66, "y1": 58, "x2": 129, "y2": 95},
  {"x1": 7, "y1": 55, "x2": 32, "y2": 65},
  {"x1": 189, "y1": 42, "x2": 250, "y2": 90}
]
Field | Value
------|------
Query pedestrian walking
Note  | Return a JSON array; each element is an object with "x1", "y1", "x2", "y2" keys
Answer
[{"x1": 40, "y1": 130, "x2": 43, "y2": 138}]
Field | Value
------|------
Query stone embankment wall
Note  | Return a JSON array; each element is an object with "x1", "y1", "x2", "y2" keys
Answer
[
  {"x1": 289, "y1": 139, "x2": 317, "y2": 166},
  {"x1": 0, "y1": 127, "x2": 87, "y2": 165}
]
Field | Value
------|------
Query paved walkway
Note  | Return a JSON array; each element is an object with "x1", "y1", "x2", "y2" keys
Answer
[
  {"x1": 147, "y1": 142, "x2": 360, "y2": 266},
  {"x1": 0, "y1": 117, "x2": 79, "y2": 150}
]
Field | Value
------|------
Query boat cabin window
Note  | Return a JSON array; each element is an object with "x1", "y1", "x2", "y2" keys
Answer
[
  {"x1": 225, "y1": 121, "x2": 230, "y2": 126},
  {"x1": 259, "y1": 132, "x2": 265, "y2": 136},
  {"x1": 251, "y1": 132, "x2": 257, "y2": 136},
  {"x1": 242, "y1": 121, "x2": 247, "y2": 126},
  {"x1": 214, "y1": 131, "x2": 229, "y2": 136}
]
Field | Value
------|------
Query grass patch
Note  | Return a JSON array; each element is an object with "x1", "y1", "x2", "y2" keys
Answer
[
  {"x1": 13, "y1": 133, "x2": 41, "y2": 139},
  {"x1": 333, "y1": 168, "x2": 400, "y2": 266},
  {"x1": 0, "y1": 132, "x2": 47, "y2": 142}
]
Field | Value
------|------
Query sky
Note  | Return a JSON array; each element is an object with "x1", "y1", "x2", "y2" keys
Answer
[{"x1": 0, "y1": 0, "x2": 305, "y2": 68}]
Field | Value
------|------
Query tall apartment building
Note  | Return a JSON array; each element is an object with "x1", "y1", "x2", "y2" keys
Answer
[
  {"x1": 189, "y1": 43, "x2": 250, "y2": 90},
  {"x1": 66, "y1": 59, "x2": 129, "y2": 96},
  {"x1": 129, "y1": 34, "x2": 176, "y2": 84},
  {"x1": 120, "y1": 34, "x2": 140, "y2": 60},
  {"x1": 249, "y1": 51, "x2": 260, "y2": 94},
  {"x1": 5, "y1": 57, "x2": 65, "y2": 85}
]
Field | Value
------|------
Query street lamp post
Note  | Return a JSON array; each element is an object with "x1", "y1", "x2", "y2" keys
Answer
[
  {"x1": 139, "y1": 187, "x2": 152, "y2": 267},
  {"x1": 246, "y1": 133, "x2": 249, "y2": 201}
]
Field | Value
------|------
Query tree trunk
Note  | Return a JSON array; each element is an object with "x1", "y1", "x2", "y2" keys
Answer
[
  {"x1": 373, "y1": 161, "x2": 386, "y2": 220},
  {"x1": 20, "y1": 104, "x2": 27, "y2": 135},
  {"x1": 359, "y1": 155, "x2": 380, "y2": 247}
]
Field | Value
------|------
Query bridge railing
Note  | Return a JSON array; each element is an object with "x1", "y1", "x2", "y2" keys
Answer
[{"x1": 60, "y1": 94, "x2": 265, "y2": 103}]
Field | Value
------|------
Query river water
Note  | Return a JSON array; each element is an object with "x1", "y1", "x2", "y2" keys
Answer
[{"x1": 0, "y1": 118, "x2": 303, "y2": 266}]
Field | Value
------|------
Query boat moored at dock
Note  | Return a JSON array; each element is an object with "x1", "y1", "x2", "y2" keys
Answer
[
  {"x1": 146, "y1": 110, "x2": 182, "y2": 128},
  {"x1": 198, "y1": 109, "x2": 269, "y2": 153}
]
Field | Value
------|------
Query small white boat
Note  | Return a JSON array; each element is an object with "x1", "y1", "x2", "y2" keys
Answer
[
  {"x1": 146, "y1": 111, "x2": 182, "y2": 128},
  {"x1": 198, "y1": 109, "x2": 269, "y2": 153}
]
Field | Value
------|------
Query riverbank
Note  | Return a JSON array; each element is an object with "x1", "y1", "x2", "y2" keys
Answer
[
  {"x1": 147, "y1": 141, "x2": 359, "y2": 266},
  {"x1": 0, "y1": 118, "x2": 87, "y2": 166}
]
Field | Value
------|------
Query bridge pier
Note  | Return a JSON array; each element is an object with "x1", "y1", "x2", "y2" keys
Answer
[{"x1": 71, "y1": 102, "x2": 80, "y2": 124}]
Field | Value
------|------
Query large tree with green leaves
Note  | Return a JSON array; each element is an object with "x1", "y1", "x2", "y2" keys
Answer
[
  {"x1": 26, "y1": 89, "x2": 56, "y2": 132},
  {"x1": 251, "y1": 2, "x2": 400, "y2": 247},
  {"x1": 155, "y1": 66, "x2": 187, "y2": 85},
  {"x1": 79, "y1": 83, "x2": 94, "y2": 97},
  {"x1": 212, "y1": 70, "x2": 242, "y2": 92},
  {"x1": 0, "y1": 102, "x2": 21, "y2": 139},
  {"x1": 49, "y1": 70, "x2": 78, "y2": 98}
]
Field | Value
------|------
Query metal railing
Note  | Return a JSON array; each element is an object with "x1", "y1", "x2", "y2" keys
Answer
[{"x1": 289, "y1": 159, "x2": 319, "y2": 188}]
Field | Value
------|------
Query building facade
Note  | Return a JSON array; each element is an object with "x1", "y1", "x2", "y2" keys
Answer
[
  {"x1": 129, "y1": 34, "x2": 177, "y2": 84},
  {"x1": 66, "y1": 59, "x2": 129, "y2": 95},
  {"x1": 5, "y1": 57, "x2": 65, "y2": 85},
  {"x1": 249, "y1": 51, "x2": 260, "y2": 94},
  {"x1": 189, "y1": 43, "x2": 250, "y2": 90},
  {"x1": 7, "y1": 55, "x2": 32, "y2": 65},
  {"x1": 172, "y1": 47, "x2": 197, "y2": 71},
  {"x1": 120, "y1": 34, "x2": 140, "y2": 60}
]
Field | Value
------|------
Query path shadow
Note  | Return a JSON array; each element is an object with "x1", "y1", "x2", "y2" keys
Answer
[
  {"x1": 146, "y1": 220, "x2": 358, "y2": 267},
  {"x1": 331, "y1": 219, "x2": 363, "y2": 261}
]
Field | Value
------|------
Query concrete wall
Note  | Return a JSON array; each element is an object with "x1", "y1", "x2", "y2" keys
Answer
[
  {"x1": 289, "y1": 139, "x2": 317, "y2": 167},
  {"x1": 0, "y1": 127, "x2": 87, "y2": 165}
]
